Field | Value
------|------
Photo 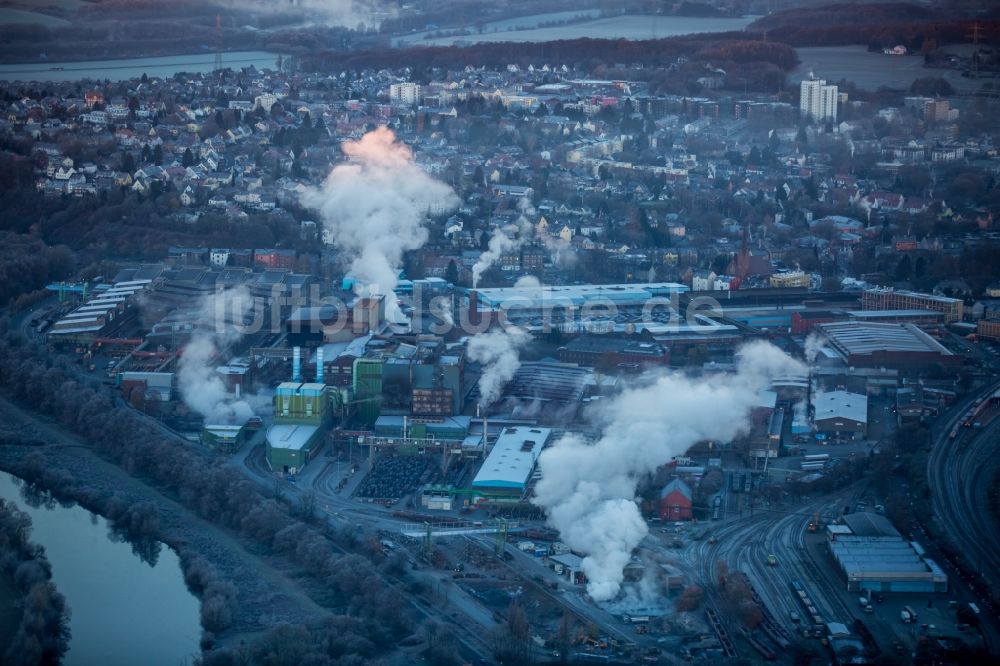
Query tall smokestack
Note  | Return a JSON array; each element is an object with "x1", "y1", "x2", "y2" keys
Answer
[
  {"x1": 292, "y1": 346, "x2": 301, "y2": 382},
  {"x1": 316, "y1": 346, "x2": 325, "y2": 384}
]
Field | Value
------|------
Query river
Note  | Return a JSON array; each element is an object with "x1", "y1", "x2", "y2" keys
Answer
[
  {"x1": 0, "y1": 472, "x2": 201, "y2": 666},
  {"x1": 0, "y1": 50, "x2": 283, "y2": 83},
  {"x1": 792, "y1": 45, "x2": 983, "y2": 93}
]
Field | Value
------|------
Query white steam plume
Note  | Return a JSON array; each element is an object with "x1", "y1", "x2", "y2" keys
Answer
[
  {"x1": 804, "y1": 332, "x2": 824, "y2": 364},
  {"x1": 532, "y1": 341, "x2": 805, "y2": 601},
  {"x1": 793, "y1": 399, "x2": 808, "y2": 423},
  {"x1": 302, "y1": 127, "x2": 459, "y2": 323},
  {"x1": 543, "y1": 235, "x2": 575, "y2": 270},
  {"x1": 294, "y1": 0, "x2": 389, "y2": 28},
  {"x1": 513, "y1": 275, "x2": 542, "y2": 289},
  {"x1": 178, "y1": 286, "x2": 263, "y2": 424},
  {"x1": 472, "y1": 198, "x2": 535, "y2": 288},
  {"x1": 468, "y1": 325, "x2": 530, "y2": 410},
  {"x1": 226, "y1": 0, "x2": 392, "y2": 29}
]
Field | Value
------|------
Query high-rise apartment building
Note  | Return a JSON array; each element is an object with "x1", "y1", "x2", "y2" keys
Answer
[
  {"x1": 800, "y1": 74, "x2": 839, "y2": 122},
  {"x1": 389, "y1": 82, "x2": 422, "y2": 106}
]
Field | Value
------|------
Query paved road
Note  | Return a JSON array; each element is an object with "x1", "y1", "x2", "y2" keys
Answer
[{"x1": 927, "y1": 379, "x2": 1000, "y2": 654}]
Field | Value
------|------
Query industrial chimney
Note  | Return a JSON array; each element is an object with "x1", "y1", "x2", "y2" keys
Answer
[
  {"x1": 292, "y1": 346, "x2": 301, "y2": 382},
  {"x1": 469, "y1": 289, "x2": 480, "y2": 327},
  {"x1": 316, "y1": 346, "x2": 325, "y2": 385}
]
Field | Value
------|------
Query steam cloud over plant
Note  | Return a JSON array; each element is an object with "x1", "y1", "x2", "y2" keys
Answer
[
  {"x1": 177, "y1": 286, "x2": 263, "y2": 424},
  {"x1": 532, "y1": 341, "x2": 805, "y2": 601},
  {"x1": 468, "y1": 325, "x2": 530, "y2": 410},
  {"x1": 472, "y1": 198, "x2": 535, "y2": 288},
  {"x1": 302, "y1": 127, "x2": 458, "y2": 322}
]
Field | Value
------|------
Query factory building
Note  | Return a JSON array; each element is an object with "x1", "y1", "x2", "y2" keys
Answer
[
  {"x1": 471, "y1": 426, "x2": 552, "y2": 500},
  {"x1": 266, "y1": 424, "x2": 324, "y2": 475},
  {"x1": 349, "y1": 337, "x2": 464, "y2": 427},
  {"x1": 489, "y1": 361, "x2": 596, "y2": 422},
  {"x1": 467, "y1": 282, "x2": 688, "y2": 330},
  {"x1": 862, "y1": 287, "x2": 962, "y2": 323},
  {"x1": 313, "y1": 335, "x2": 372, "y2": 388},
  {"x1": 815, "y1": 321, "x2": 959, "y2": 371},
  {"x1": 119, "y1": 371, "x2": 173, "y2": 403},
  {"x1": 373, "y1": 415, "x2": 472, "y2": 441},
  {"x1": 47, "y1": 268, "x2": 160, "y2": 346},
  {"x1": 285, "y1": 296, "x2": 385, "y2": 346},
  {"x1": 201, "y1": 424, "x2": 249, "y2": 453},
  {"x1": 812, "y1": 391, "x2": 868, "y2": 440},
  {"x1": 557, "y1": 336, "x2": 669, "y2": 370},
  {"x1": 791, "y1": 309, "x2": 841, "y2": 335},
  {"x1": 844, "y1": 309, "x2": 944, "y2": 326},
  {"x1": 265, "y1": 352, "x2": 330, "y2": 474},
  {"x1": 352, "y1": 357, "x2": 384, "y2": 427},
  {"x1": 827, "y1": 513, "x2": 947, "y2": 593}
]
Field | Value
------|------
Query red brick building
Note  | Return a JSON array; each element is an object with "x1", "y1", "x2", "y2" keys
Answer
[
  {"x1": 658, "y1": 478, "x2": 693, "y2": 521},
  {"x1": 254, "y1": 248, "x2": 296, "y2": 269}
]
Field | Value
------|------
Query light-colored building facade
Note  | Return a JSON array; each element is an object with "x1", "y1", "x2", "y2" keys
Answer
[
  {"x1": 800, "y1": 76, "x2": 838, "y2": 122},
  {"x1": 389, "y1": 82, "x2": 422, "y2": 106}
]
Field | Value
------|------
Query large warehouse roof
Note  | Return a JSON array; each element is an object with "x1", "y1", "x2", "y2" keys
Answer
[
  {"x1": 505, "y1": 361, "x2": 591, "y2": 403},
  {"x1": 828, "y1": 512, "x2": 947, "y2": 586},
  {"x1": 831, "y1": 538, "x2": 945, "y2": 577},
  {"x1": 472, "y1": 426, "x2": 552, "y2": 490},
  {"x1": 864, "y1": 287, "x2": 961, "y2": 306},
  {"x1": 818, "y1": 322, "x2": 953, "y2": 358},
  {"x1": 813, "y1": 391, "x2": 868, "y2": 424},
  {"x1": 842, "y1": 512, "x2": 898, "y2": 537},
  {"x1": 473, "y1": 282, "x2": 688, "y2": 310}
]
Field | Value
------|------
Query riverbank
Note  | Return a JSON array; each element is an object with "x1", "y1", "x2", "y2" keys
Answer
[
  {"x1": 0, "y1": 395, "x2": 329, "y2": 648},
  {"x1": 0, "y1": 486, "x2": 70, "y2": 665},
  {"x1": 0, "y1": 575, "x2": 18, "y2": 657}
]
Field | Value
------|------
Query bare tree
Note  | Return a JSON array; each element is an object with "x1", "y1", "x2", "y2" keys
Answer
[
  {"x1": 297, "y1": 489, "x2": 317, "y2": 522},
  {"x1": 555, "y1": 611, "x2": 574, "y2": 664},
  {"x1": 715, "y1": 560, "x2": 729, "y2": 586},
  {"x1": 493, "y1": 599, "x2": 533, "y2": 665},
  {"x1": 676, "y1": 584, "x2": 705, "y2": 612}
]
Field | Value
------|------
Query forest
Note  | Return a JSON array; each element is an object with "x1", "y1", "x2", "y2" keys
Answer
[
  {"x1": 306, "y1": 32, "x2": 799, "y2": 73},
  {"x1": 749, "y1": 3, "x2": 944, "y2": 31},
  {"x1": 0, "y1": 233, "x2": 74, "y2": 312},
  {"x1": 748, "y1": 3, "x2": 1000, "y2": 50},
  {"x1": 0, "y1": 496, "x2": 71, "y2": 666}
]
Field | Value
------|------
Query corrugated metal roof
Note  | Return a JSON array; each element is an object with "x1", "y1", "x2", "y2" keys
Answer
[
  {"x1": 472, "y1": 426, "x2": 552, "y2": 490},
  {"x1": 819, "y1": 321, "x2": 953, "y2": 356}
]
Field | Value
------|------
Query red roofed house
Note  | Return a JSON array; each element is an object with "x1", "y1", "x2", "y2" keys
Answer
[{"x1": 658, "y1": 478, "x2": 693, "y2": 521}]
